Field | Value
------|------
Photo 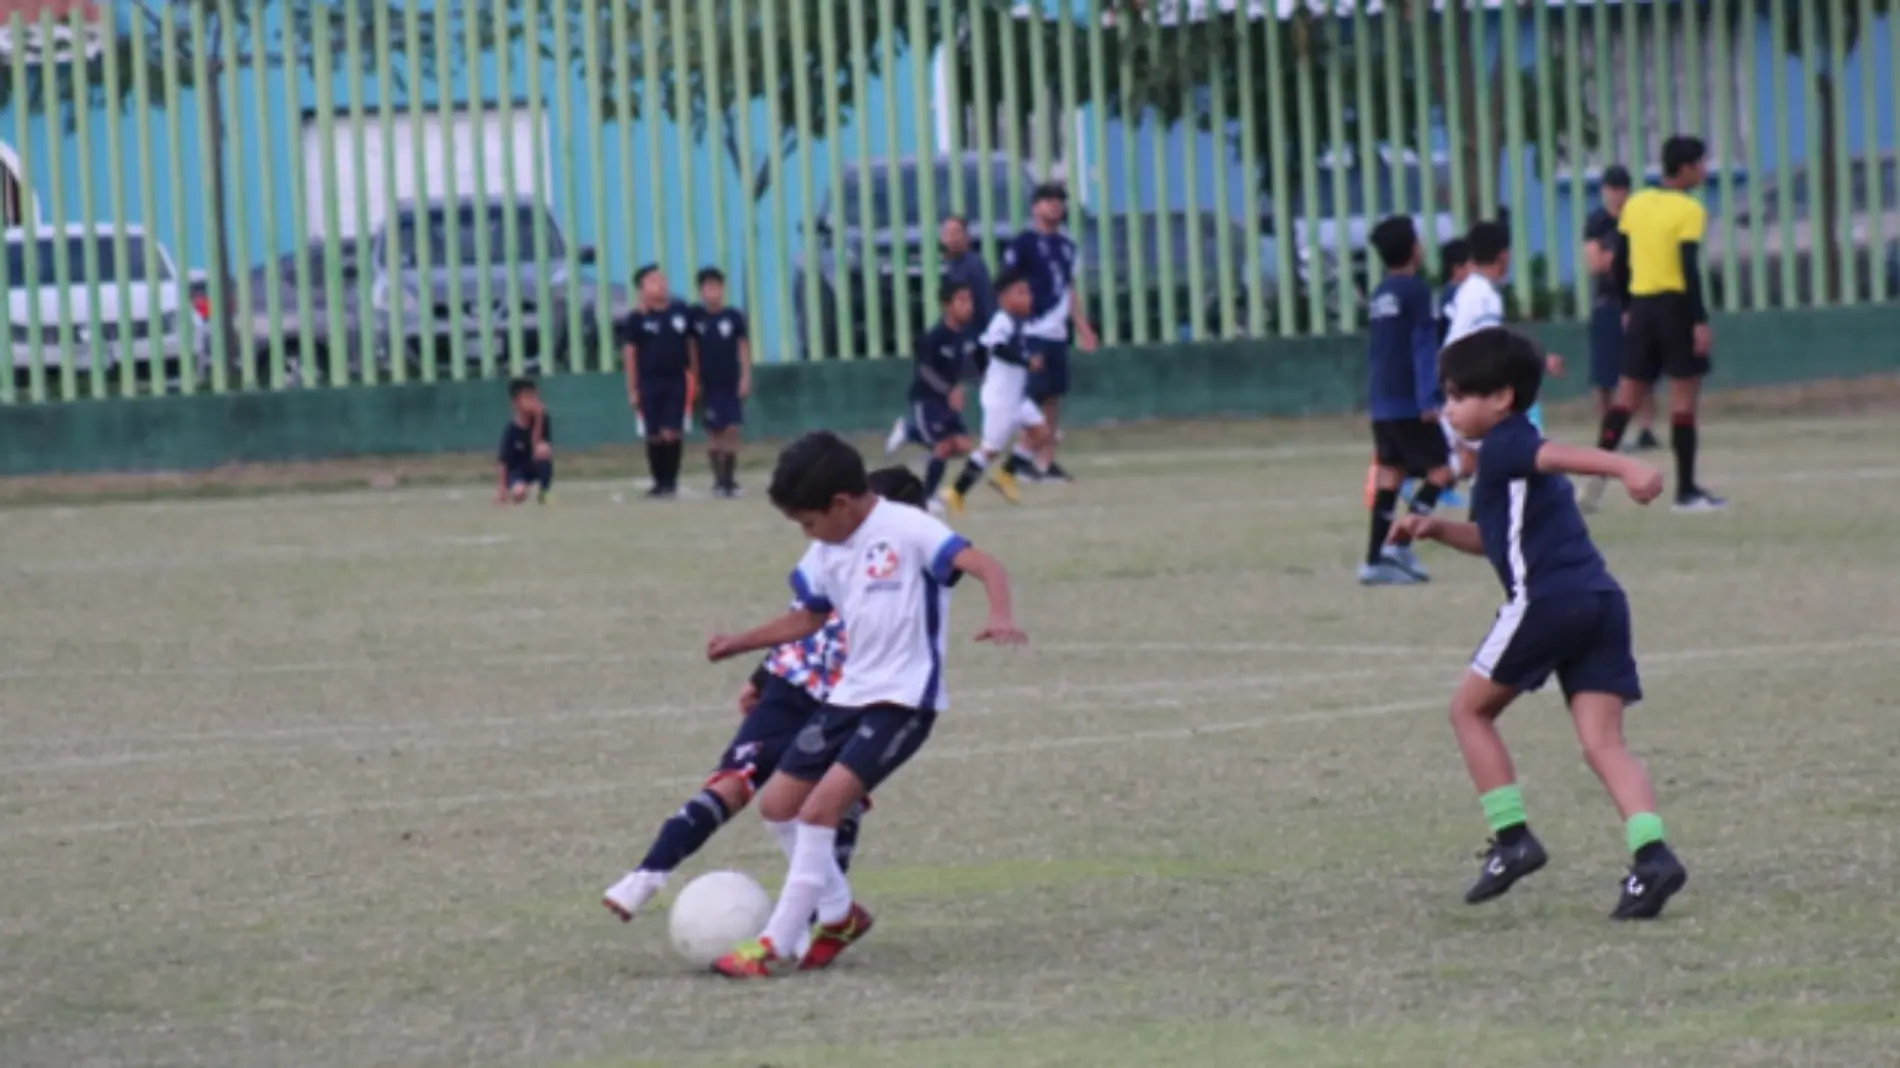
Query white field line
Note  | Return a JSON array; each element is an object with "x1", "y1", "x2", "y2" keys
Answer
[{"x1": 0, "y1": 641, "x2": 1882, "y2": 841}]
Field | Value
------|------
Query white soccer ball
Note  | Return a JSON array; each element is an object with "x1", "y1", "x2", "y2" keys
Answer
[{"x1": 667, "y1": 870, "x2": 773, "y2": 967}]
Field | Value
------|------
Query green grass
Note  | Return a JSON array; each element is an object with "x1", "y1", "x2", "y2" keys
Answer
[{"x1": 2, "y1": 410, "x2": 1898, "y2": 1067}]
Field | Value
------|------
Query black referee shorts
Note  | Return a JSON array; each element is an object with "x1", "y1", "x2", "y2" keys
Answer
[
  {"x1": 1623, "y1": 294, "x2": 1709, "y2": 384},
  {"x1": 1372, "y1": 418, "x2": 1451, "y2": 476}
]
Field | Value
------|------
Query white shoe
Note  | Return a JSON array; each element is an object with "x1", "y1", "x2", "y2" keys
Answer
[
  {"x1": 602, "y1": 869, "x2": 667, "y2": 922},
  {"x1": 884, "y1": 418, "x2": 908, "y2": 456}
]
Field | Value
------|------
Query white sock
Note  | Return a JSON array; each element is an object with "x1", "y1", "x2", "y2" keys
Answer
[
  {"x1": 762, "y1": 822, "x2": 845, "y2": 951},
  {"x1": 766, "y1": 818, "x2": 799, "y2": 862}
]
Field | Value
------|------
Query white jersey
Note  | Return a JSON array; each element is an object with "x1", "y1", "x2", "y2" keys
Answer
[
  {"x1": 977, "y1": 311, "x2": 1045, "y2": 452},
  {"x1": 788, "y1": 499, "x2": 969, "y2": 712},
  {"x1": 1441, "y1": 272, "x2": 1505, "y2": 349}
]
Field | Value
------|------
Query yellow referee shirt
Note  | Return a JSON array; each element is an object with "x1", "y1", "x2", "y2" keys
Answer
[{"x1": 1617, "y1": 188, "x2": 1707, "y2": 296}]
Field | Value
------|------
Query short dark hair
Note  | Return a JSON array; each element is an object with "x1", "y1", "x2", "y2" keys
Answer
[
  {"x1": 768, "y1": 431, "x2": 869, "y2": 512},
  {"x1": 1439, "y1": 328, "x2": 1543, "y2": 413},
  {"x1": 1467, "y1": 221, "x2": 1511, "y2": 266},
  {"x1": 993, "y1": 266, "x2": 1030, "y2": 293},
  {"x1": 1032, "y1": 181, "x2": 1067, "y2": 203},
  {"x1": 507, "y1": 376, "x2": 538, "y2": 399},
  {"x1": 1369, "y1": 215, "x2": 1419, "y2": 270},
  {"x1": 940, "y1": 278, "x2": 972, "y2": 305},
  {"x1": 633, "y1": 263, "x2": 660, "y2": 287},
  {"x1": 696, "y1": 266, "x2": 725, "y2": 286},
  {"x1": 1661, "y1": 136, "x2": 1707, "y2": 177},
  {"x1": 1601, "y1": 164, "x2": 1633, "y2": 190},
  {"x1": 866, "y1": 465, "x2": 927, "y2": 507},
  {"x1": 1440, "y1": 238, "x2": 1471, "y2": 270},
  {"x1": 941, "y1": 212, "x2": 968, "y2": 227}
]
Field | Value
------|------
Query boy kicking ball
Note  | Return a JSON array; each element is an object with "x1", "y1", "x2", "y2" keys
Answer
[
  {"x1": 704, "y1": 431, "x2": 1024, "y2": 977},
  {"x1": 1387, "y1": 327, "x2": 1688, "y2": 920}
]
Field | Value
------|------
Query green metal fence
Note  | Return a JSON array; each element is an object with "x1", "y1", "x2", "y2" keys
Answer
[{"x1": 0, "y1": 0, "x2": 1895, "y2": 406}]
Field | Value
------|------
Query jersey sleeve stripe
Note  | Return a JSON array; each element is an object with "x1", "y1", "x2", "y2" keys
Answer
[
  {"x1": 928, "y1": 535, "x2": 971, "y2": 585},
  {"x1": 788, "y1": 570, "x2": 833, "y2": 614}
]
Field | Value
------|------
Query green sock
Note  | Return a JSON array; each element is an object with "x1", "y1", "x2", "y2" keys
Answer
[
  {"x1": 1625, "y1": 812, "x2": 1666, "y2": 855},
  {"x1": 1479, "y1": 785, "x2": 1527, "y2": 832}
]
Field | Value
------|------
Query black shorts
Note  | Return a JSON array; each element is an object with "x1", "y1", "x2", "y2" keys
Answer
[
  {"x1": 1588, "y1": 304, "x2": 1624, "y2": 393},
  {"x1": 1471, "y1": 590, "x2": 1642, "y2": 703},
  {"x1": 700, "y1": 388, "x2": 744, "y2": 432},
  {"x1": 774, "y1": 702, "x2": 936, "y2": 793},
  {"x1": 1623, "y1": 295, "x2": 1709, "y2": 384},
  {"x1": 1027, "y1": 339, "x2": 1070, "y2": 402},
  {"x1": 709, "y1": 676, "x2": 822, "y2": 793},
  {"x1": 638, "y1": 376, "x2": 687, "y2": 435},
  {"x1": 1371, "y1": 418, "x2": 1450, "y2": 476}
]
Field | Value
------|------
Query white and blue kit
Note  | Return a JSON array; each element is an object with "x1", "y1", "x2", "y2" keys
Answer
[
  {"x1": 1467, "y1": 413, "x2": 1640, "y2": 702},
  {"x1": 976, "y1": 309, "x2": 1047, "y2": 454},
  {"x1": 1443, "y1": 272, "x2": 1544, "y2": 435},
  {"x1": 1003, "y1": 228, "x2": 1079, "y2": 401}
]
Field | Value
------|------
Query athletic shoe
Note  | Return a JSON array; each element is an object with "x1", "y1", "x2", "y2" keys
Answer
[
  {"x1": 1610, "y1": 847, "x2": 1688, "y2": 920},
  {"x1": 939, "y1": 487, "x2": 966, "y2": 516},
  {"x1": 537, "y1": 488, "x2": 551, "y2": 505},
  {"x1": 601, "y1": 869, "x2": 667, "y2": 922},
  {"x1": 799, "y1": 902, "x2": 875, "y2": 971},
  {"x1": 1005, "y1": 454, "x2": 1041, "y2": 483},
  {"x1": 1438, "y1": 486, "x2": 1465, "y2": 508},
  {"x1": 987, "y1": 467, "x2": 1023, "y2": 504},
  {"x1": 1578, "y1": 476, "x2": 1609, "y2": 514},
  {"x1": 1381, "y1": 544, "x2": 1430, "y2": 582},
  {"x1": 1465, "y1": 832, "x2": 1550, "y2": 904},
  {"x1": 1357, "y1": 561, "x2": 1424, "y2": 587},
  {"x1": 644, "y1": 484, "x2": 677, "y2": 500},
  {"x1": 712, "y1": 936, "x2": 795, "y2": 979},
  {"x1": 1041, "y1": 461, "x2": 1074, "y2": 483},
  {"x1": 1672, "y1": 490, "x2": 1728, "y2": 513},
  {"x1": 884, "y1": 418, "x2": 909, "y2": 456},
  {"x1": 1633, "y1": 428, "x2": 1661, "y2": 451}
]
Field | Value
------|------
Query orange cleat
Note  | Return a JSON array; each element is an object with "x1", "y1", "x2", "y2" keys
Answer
[
  {"x1": 799, "y1": 902, "x2": 876, "y2": 971},
  {"x1": 711, "y1": 936, "x2": 794, "y2": 979}
]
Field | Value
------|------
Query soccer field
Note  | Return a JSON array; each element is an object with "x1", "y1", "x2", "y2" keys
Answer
[{"x1": 3, "y1": 411, "x2": 1898, "y2": 1068}]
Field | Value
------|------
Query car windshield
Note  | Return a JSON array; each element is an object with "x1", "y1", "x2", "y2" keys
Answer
[
  {"x1": 392, "y1": 202, "x2": 565, "y2": 267},
  {"x1": 3, "y1": 234, "x2": 168, "y2": 287},
  {"x1": 833, "y1": 163, "x2": 1029, "y2": 230}
]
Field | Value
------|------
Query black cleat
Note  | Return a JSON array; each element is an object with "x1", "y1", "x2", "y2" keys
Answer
[
  {"x1": 1042, "y1": 461, "x2": 1075, "y2": 484},
  {"x1": 1633, "y1": 428, "x2": 1661, "y2": 451},
  {"x1": 1465, "y1": 832, "x2": 1550, "y2": 904},
  {"x1": 1610, "y1": 847, "x2": 1688, "y2": 921},
  {"x1": 645, "y1": 484, "x2": 677, "y2": 500}
]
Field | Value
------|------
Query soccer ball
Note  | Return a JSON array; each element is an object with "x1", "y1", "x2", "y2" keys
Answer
[{"x1": 667, "y1": 870, "x2": 772, "y2": 967}]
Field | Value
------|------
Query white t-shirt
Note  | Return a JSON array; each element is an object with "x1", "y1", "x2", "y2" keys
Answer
[
  {"x1": 788, "y1": 499, "x2": 969, "y2": 712},
  {"x1": 1441, "y1": 273, "x2": 1505, "y2": 349}
]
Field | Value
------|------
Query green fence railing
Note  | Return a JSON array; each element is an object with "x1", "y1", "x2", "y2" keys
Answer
[{"x1": 0, "y1": 0, "x2": 1896, "y2": 406}]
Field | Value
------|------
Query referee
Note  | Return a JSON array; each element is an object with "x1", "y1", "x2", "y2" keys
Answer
[{"x1": 1586, "y1": 136, "x2": 1725, "y2": 513}]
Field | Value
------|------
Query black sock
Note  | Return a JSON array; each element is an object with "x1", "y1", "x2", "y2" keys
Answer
[
  {"x1": 1496, "y1": 822, "x2": 1531, "y2": 847},
  {"x1": 1671, "y1": 416, "x2": 1698, "y2": 498},
  {"x1": 708, "y1": 449, "x2": 723, "y2": 486},
  {"x1": 953, "y1": 455, "x2": 986, "y2": 495},
  {"x1": 1409, "y1": 481, "x2": 1444, "y2": 515},
  {"x1": 1634, "y1": 840, "x2": 1670, "y2": 865},
  {"x1": 636, "y1": 788, "x2": 730, "y2": 872},
  {"x1": 834, "y1": 804, "x2": 865, "y2": 875},
  {"x1": 663, "y1": 441, "x2": 685, "y2": 489},
  {"x1": 1597, "y1": 406, "x2": 1632, "y2": 452},
  {"x1": 533, "y1": 459, "x2": 554, "y2": 492},
  {"x1": 922, "y1": 456, "x2": 948, "y2": 498},
  {"x1": 1367, "y1": 487, "x2": 1399, "y2": 566},
  {"x1": 645, "y1": 441, "x2": 663, "y2": 484},
  {"x1": 722, "y1": 452, "x2": 739, "y2": 489}
]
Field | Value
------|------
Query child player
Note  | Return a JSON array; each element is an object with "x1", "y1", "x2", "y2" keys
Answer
[
  {"x1": 599, "y1": 464, "x2": 931, "y2": 922},
  {"x1": 1442, "y1": 221, "x2": 1564, "y2": 435},
  {"x1": 940, "y1": 268, "x2": 1051, "y2": 514},
  {"x1": 704, "y1": 431, "x2": 1024, "y2": 977},
  {"x1": 691, "y1": 267, "x2": 751, "y2": 498},
  {"x1": 1360, "y1": 216, "x2": 1452, "y2": 587},
  {"x1": 1387, "y1": 328, "x2": 1688, "y2": 920},
  {"x1": 495, "y1": 377, "x2": 553, "y2": 505},
  {"x1": 1369, "y1": 238, "x2": 1474, "y2": 512},
  {"x1": 618, "y1": 264, "x2": 696, "y2": 498},
  {"x1": 910, "y1": 280, "x2": 982, "y2": 507}
]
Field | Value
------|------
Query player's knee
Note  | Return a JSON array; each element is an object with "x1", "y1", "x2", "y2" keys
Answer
[
  {"x1": 704, "y1": 772, "x2": 754, "y2": 813},
  {"x1": 756, "y1": 778, "x2": 803, "y2": 823}
]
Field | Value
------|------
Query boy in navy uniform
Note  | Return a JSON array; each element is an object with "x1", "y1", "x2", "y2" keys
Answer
[
  {"x1": 704, "y1": 431, "x2": 1023, "y2": 977},
  {"x1": 1388, "y1": 328, "x2": 1688, "y2": 921},
  {"x1": 910, "y1": 280, "x2": 981, "y2": 505},
  {"x1": 1360, "y1": 216, "x2": 1451, "y2": 587},
  {"x1": 1583, "y1": 166, "x2": 1658, "y2": 448},
  {"x1": 692, "y1": 267, "x2": 751, "y2": 498},
  {"x1": 1002, "y1": 182, "x2": 1096, "y2": 483},
  {"x1": 618, "y1": 264, "x2": 695, "y2": 498},
  {"x1": 495, "y1": 376, "x2": 553, "y2": 505}
]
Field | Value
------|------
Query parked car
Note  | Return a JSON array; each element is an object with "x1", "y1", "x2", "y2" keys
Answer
[
  {"x1": 367, "y1": 196, "x2": 624, "y2": 377},
  {"x1": 2, "y1": 223, "x2": 204, "y2": 394},
  {"x1": 788, "y1": 153, "x2": 1269, "y2": 361},
  {"x1": 1706, "y1": 154, "x2": 1900, "y2": 307},
  {"x1": 231, "y1": 236, "x2": 371, "y2": 385}
]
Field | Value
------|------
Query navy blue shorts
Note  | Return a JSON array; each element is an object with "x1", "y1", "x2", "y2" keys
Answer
[
  {"x1": 638, "y1": 377, "x2": 687, "y2": 436},
  {"x1": 1589, "y1": 304, "x2": 1624, "y2": 393},
  {"x1": 701, "y1": 388, "x2": 744, "y2": 433},
  {"x1": 1471, "y1": 590, "x2": 1642, "y2": 703},
  {"x1": 910, "y1": 397, "x2": 969, "y2": 446},
  {"x1": 713, "y1": 676, "x2": 823, "y2": 790},
  {"x1": 505, "y1": 459, "x2": 552, "y2": 489},
  {"x1": 774, "y1": 702, "x2": 937, "y2": 792},
  {"x1": 1026, "y1": 339, "x2": 1070, "y2": 402}
]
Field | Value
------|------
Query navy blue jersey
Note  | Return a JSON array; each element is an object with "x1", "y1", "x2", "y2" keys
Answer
[
  {"x1": 1584, "y1": 207, "x2": 1621, "y2": 309},
  {"x1": 1366, "y1": 273, "x2": 1441, "y2": 420},
  {"x1": 912, "y1": 321, "x2": 976, "y2": 402},
  {"x1": 1003, "y1": 229, "x2": 1077, "y2": 342},
  {"x1": 1470, "y1": 414, "x2": 1622, "y2": 602},
  {"x1": 942, "y1": 251, "x2": 996, "y2": 339},
  {"x1": 616, "y1": 300, "x2": 694, "y2": 379},
  {"x1": 691, "y1": 305, "x2": 748, "y2": 391},
  {"x1": 498, "y1": 412, "x2": 552, "y2": 466}
]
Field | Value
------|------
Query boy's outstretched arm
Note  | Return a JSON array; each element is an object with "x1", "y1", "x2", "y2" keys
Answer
[
  {"x1": 707, "y1": 609, "x2": 827, "y2": 662},
  {"x1": 1536, "y1": 442, "x2": 1665, "y2": 504},
  {"x1": 950, "y1": 546, "x2": 1027, "y2": 644}
]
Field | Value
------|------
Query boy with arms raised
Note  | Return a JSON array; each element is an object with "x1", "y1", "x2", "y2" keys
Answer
[
  {"x1": 1388, "y1": 328, "x2": 1687, "y2": 920},
  {"x1": 704, "y1": 431, "x2": 1024, "y2": 976}
]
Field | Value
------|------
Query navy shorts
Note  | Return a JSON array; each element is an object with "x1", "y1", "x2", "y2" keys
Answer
[
  {"x1": 505, "y1": 459, "x2": 552, "y2": 489},
  {"x1": 638, "y1": 377, "x2": 687, "y2": 436},
  {"x1": 910, "y1": 397, "x2": 968, "y2": 446},
  {"x1": 1471, "y1": 590, "x2": 1642, "y2": 703},
  {"x1": 713, "y1": 676, "x2": 823, "y2": 790},
  {"x1": 1588, "y1": 304, "x2": 1624, "y2": 393},
  {"x1": 1026, "y1": 338, "x2": 1070, "y2": 402},
  {"x1": 701, "y1": 388, "x2": 744, "y2": 433},
  {"x1": 774, "y1": 702, "x2": 937, "y2": 793}
]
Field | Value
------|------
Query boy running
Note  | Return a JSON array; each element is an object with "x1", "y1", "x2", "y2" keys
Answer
[
  {"x1": 691, "y1": 267, "x2": 751, "y2": 498},
  {"x1": 940, "y1": 268, "x2": 1050, "y2": 514},
  {"x1": 1387, "y1": 327, "x2": 1688, "y2": 920},
  {"x1": 495, "y1": 376, "x2": 553, "y2": 505},
  {"x1": 910, "y1": 280, "x2": 982, "y2": 506},
  {"x1": 704, "y1": 431, "x2": 1023, "y2": 977}
]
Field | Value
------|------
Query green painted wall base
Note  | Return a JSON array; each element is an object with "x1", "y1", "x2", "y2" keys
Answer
[{"x1": 2, "y1": 305, "x2": 1896, "y2": 477}]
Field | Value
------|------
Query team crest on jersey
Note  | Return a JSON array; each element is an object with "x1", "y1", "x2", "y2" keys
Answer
[
  {"x1": 672, "y1": 314, "x2": 687, "y2": 332},
  {"x1": 718, "y1": 319, "x2": 733, "y2": 337},
  {"x1": 864, "y1": 541, "x2": 900, "y2": 581}
]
